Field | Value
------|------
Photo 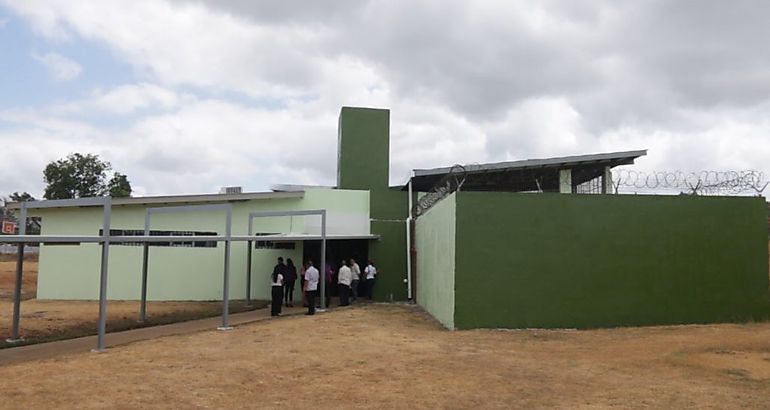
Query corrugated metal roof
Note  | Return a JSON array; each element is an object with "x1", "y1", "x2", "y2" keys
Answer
[
  {"x1": 406, "y1": 149, "x2": 647, "y2": 192},
  {"x1": 413, "y1": 149, "x2": 647, "y2": 177}
]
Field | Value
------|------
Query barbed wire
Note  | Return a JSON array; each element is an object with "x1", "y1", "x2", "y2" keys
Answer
[
  {"x1": 413, "y1": 164, "x2": 466, "y2": 217},
  {"x1": 612, "y1": 170, "x2": 768, "y2": 196}
]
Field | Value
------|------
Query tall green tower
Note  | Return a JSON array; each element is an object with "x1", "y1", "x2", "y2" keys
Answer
[
  {"x1": 337, "y1": 106, "x2": 409, "y2": 300},
  {"x1": 337, "y1": 106, "x2": 390, "y2": 191}
]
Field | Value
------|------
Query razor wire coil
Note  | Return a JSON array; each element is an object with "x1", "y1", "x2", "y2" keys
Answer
[{"x1": 612, "y1": 170, "x2": 768, "y2": 195}]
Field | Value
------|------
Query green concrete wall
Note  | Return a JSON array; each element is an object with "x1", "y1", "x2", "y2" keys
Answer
[
  {"x1": 34, "y1": 188, "x2": 369, "y2": 301},
  {"x1": 453, "y1": 192, "x2": 770, "y2": 329},
  {"x1": 369, "y1": 220, "x2": 408, "y2": 301},
  {"x1": 337, "y1": 107, "x2": 390, "y2": 191},
  {"x1": 415, "y1": 192, "x2": 456, "y2": 328}
]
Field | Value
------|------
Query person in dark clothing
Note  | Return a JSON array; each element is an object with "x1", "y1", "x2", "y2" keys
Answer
[
  {"x1": 273, "y1": 257, "x2": 286, "y2": 279},
  {"x1": 270, "y1": 258, "x2": 284, "y2": 316},
  {"x1": 284, "y1": 258, "x2": 297, "y2": 307}
]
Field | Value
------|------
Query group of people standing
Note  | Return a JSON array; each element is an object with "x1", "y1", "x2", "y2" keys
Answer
[
  {"x1": 270, "y1": 257, "x2": 378, "y2": 317},
  {"x1": 336, "y1": 258, "x2": 377, "y2": 307}
]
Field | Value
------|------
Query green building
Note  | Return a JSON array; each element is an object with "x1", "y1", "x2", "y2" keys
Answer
[{"x1": 14, "y1": 106, "x2": 770, "y2": 329}]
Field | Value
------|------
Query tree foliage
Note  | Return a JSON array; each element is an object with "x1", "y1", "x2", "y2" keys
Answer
[
  {"x1": 1, "y1": 192, "x2": 40, "y2": 234},
  {"x1": 108, "y1": 173, "x2": 132, "y2": 198},
  {"x1": 43, "y1": 153, "x2": 132, "y2": 199},
  {"x1": 9, "y1": 192, "x2": 35, "y2": 202}
]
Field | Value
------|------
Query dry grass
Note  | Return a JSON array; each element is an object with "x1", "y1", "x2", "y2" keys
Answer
[
  {"x1": 0, "y1": 261, "x2": 267, "y2": 347},
  {"x1": 0, "y1": 304, "x2": 769, "y2": 409},
  {"x1": 0, "y1": 259, "x2": 37, "y2": 300},
  {"x1": 0, "y1": 299, "x2": 265, "y2": 346}
]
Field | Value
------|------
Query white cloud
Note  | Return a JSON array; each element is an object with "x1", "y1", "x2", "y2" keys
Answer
[
  {"x1": 54, "y1": 83, "x2": 191, "y2": 115},
  {"x1": 1, "y1": 0, "x2": 769, "y2": 198},
  {"x1": 32, "y1": 52, "x2": 82, "y2": 81}
]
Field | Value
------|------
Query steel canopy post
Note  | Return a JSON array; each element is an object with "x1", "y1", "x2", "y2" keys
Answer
[
  {"x1": 139, "y1": 216, "x2": 150, "y2": 323},
  {"x1": 320, "y1": 210, "x2": 327, "y2": 310},
  {"x1": 219, "y1": 207, "x2": 233, "y2": 330},
  {"x1": 246, "y1": 217, "x2": 253, "y2": 306},
  {"x1": 7, "y1": 202, "x2": 27, "y2": 343},
  {"x1": 95, "y1": 197, "x2": 112, "y2": 352}
]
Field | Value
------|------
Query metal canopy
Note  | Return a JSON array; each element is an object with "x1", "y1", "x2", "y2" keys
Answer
[
  {"x1": 406, "y1": 150, "x2": 647, "y2": 192},
  {"x1": 4, "y1": 198, "x2": 342, "y2": 352}
]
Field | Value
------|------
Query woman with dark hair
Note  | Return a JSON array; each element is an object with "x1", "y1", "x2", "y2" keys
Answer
[
  {"x1": 284, "y1": 258, "x2": 297, "y2": 307},
  {"x1": 270, "y1": 260, "x2": 284, "y2": 317}
]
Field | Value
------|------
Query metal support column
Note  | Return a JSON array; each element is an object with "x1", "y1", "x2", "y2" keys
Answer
[
  {"x1": 219, "y1": 208, "x2": 233, "y2": 330},
  {"x1": 139, "y1": 214, "x2": 150, "y2": 323},
  {"x1": 7, "y1": 202, "x2": 27, "y2": 342},
  {"x1": 94, "y1": 197, "x2": 112, "y2": 352},
  {"x1": 320, "y1": 211, "x2": 327, "y2": 310},
  {"x1": 246, "y1": 243, "x2": 252, "y2": 306},
  {"x1": 246, "y1": 217, "x2": 253, "y2": 306}
]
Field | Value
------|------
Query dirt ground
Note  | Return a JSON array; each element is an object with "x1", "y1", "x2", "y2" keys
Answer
[
  {"x1": 0, "y1": 305, "x2": 768, "y2": 409},
  {"x1": 0, "y1": 261, "x2": 266, "y2": 346},
  {"x1": 0, "y1": 259, "x2": 37, "y2": 300},
  {"x1": 0, "y1": 299, "x2": 261, "y2": 345}
]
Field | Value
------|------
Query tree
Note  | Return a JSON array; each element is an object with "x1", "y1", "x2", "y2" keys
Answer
[
  {"x1": 2, "y1": 192, "x2": 40, "y2": 234},
  {"x1": 43, "y1": 153, "x2": 132, "y2": 199},
  {"x1": 108, "y1": 173, "x2": 132, "y2": 198},
  {"x1": 9, "y1": 192, "x2": 35, "y2": 202}
]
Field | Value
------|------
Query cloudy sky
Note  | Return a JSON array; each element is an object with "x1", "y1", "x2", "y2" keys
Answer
[{"x1": 0, "y1": 1, "x2": 768, "y2": 197}]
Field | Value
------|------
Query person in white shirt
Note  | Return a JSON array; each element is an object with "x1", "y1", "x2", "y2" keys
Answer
[
  {"x1": 349, "y1": 258, "x2": 361, "y2": 302},
  {"x1": 270, "y1": 260, "x2": 284, "y2": 317},
  {"x1": 364, "y1": 260, "x2": 378, "y2": 300},
  {"x1": 303, "y1": 260, "x2": 320, "y2": 315},
  {"x1": 337, "y1": 260, "x2": 353, "y2": 306}
]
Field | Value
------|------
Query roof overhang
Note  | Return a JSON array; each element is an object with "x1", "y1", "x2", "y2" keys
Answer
[{"x1": 7, "y1": 190, "x2": 305, "y2": 210}]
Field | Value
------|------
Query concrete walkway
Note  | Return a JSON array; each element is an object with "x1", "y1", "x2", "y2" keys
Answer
[{"x1": 0, "y1": 306, "x2": 306, "y2": 366}]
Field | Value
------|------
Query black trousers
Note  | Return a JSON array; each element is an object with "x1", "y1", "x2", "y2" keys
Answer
[
  {"x1": 306, "y1": 290, "x2": 317, "y2": 315},
  {"x1": 366, "y1": 278, "x2": 376, "y2": 300},
  {"x1": 284, "y1": 280, "x2": 296, "y2": 303},
  {"x1": 271, "y1": 286, "x2": 283, "y2": 316},
  {"x1": 338, "y1": 284, "x2": 350, "y2": 306}
]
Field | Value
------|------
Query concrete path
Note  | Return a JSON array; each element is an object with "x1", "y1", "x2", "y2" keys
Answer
[{"x1": 0, "y1": 306, "x2": 306, "y2": 366}]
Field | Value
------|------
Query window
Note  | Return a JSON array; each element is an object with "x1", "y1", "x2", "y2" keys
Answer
[
  {"x1": 98, "y1": 229, "x2": 218, "y2": 248},
  {"x1": 254, "y1": 233, "x2": 296, "y2": 250}
]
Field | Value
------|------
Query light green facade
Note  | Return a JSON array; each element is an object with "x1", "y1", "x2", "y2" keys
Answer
[
  {"x1": 34, "y1": 188, "x2": 370, "y2": 301},
  {"x1": 415, "y1": 192, "x2": 456, "y2": 328}
]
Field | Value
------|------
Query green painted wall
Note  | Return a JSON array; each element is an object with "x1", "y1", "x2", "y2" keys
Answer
[
  {"x1": 34, "y1": 188, "x2": 370, "y2": 301},
  {"x1": 415, "y1": 192, "x2": 456, "y2": 328},
  {"x1": 369, "y1": 220, "x2": 408, "y2": 301},
  {"x1": 337, "y1": 107, "x2": 390, "y2": 191},
  {"x1": 453, "y1": 192, "x2": 770, "y2": 329}
]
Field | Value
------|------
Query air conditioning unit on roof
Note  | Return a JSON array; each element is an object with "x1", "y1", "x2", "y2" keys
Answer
[{"x1": 219, "y1": 186, "x2": 242, "y2": 194}]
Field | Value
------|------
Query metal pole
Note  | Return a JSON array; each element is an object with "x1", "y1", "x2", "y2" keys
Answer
[
  {"x1": 246, "y1": 242, "x2": 252, "y2": 306},
  {"x1": 139, "y1": 216, "x2": 150, "y2": 322},
  {"x1": 7, "y1": 203, "x2": 27, "y2": 342},
  {"x1": 246, "y1": 216, "x2": 253, "y2": 306},
  {"x1": 320, "y1": 211, "x2": 326, "y2": 310},
  {"x1": 218, "y1": 206, "x2": 233, "y2": 330},
  {"x1": 139, "y1": 244, "x2": 149, "y2": 322},
  {"x1": 95, "y1": 197, "x2": 112, "y2": 352}
]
